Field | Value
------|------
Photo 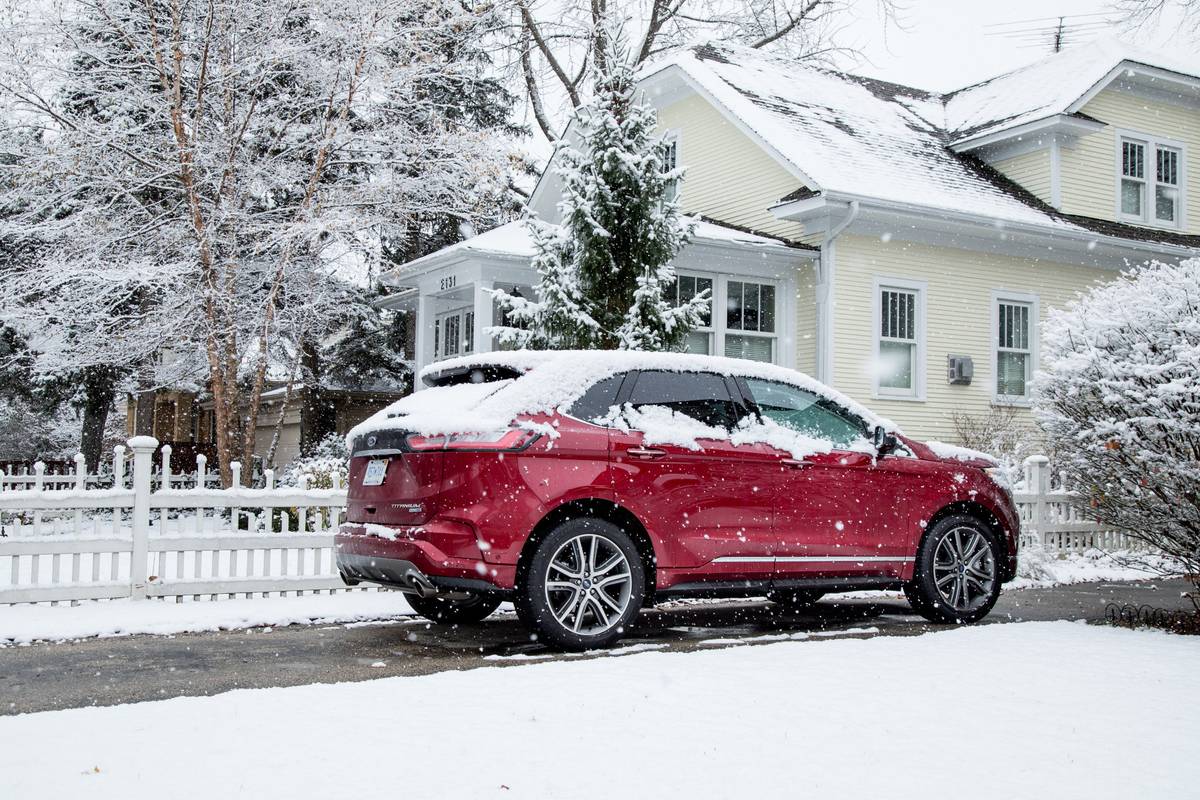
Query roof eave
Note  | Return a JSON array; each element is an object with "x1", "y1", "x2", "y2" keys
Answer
[
  {"x1": 772, "y1": 191, "x2": 1199, "y2": 261},
  {"x1": 949, "y1": 113, "x2": 1107, "y2": 154}
]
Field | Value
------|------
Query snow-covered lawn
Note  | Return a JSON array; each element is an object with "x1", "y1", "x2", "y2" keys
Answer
[
  {"x1": 0, "y1": 592, "x2": 415, "y2": 646},
  {"x1": 1013, "y1": 547, "x2": 1178, "y2": 589},
  {"x1": 1, "y1": 622, "x2": 1194, "y2": 798}
]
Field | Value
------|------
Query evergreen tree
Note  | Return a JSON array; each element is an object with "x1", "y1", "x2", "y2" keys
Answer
[{"x1": 491, "y1": 21, "x2": 707, "y2": 351}]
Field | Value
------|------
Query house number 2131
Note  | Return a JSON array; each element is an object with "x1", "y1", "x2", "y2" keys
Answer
[{"x1": 439, "y1": 275, "x2": 457, "y2": 291}]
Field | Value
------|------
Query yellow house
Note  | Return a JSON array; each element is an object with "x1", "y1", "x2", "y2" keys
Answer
[{"x1": 382, "y1": 40, "x2": 1200, "y2": 443}]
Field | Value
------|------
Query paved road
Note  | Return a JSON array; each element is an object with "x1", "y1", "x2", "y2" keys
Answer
[{"x1": 1, "y1": 579, "x2": 1189, "y2": 716}]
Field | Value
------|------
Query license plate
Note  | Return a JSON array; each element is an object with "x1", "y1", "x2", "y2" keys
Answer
[{"x1": 362, "y1": 458, "x2": 389, "y2": 486}]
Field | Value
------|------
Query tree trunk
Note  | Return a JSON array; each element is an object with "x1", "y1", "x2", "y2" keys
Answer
[
  {"x1": 79, "y1": 367, "x2": 116, "y2": 473},
  {"x1": 300, "y1": 341, "x2": 336, "y2": 455}
]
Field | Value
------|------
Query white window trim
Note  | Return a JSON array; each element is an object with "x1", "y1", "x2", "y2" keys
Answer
[
  {"x1": 433, "y1": 306, "x2": 475, "y2": 362},
  {"x1": 991, "y1": 290, "x2": 1039, "y2": 408},
  {"x1": 1114, "y1": 127, "x2": 1187, "y2": 231},
  {"x1": 871, "y1": 276, "x2": 927, "y2": 402},
  {"x1": 676, "y1": 270, "x2": 781, "y2": 364},
  {"x1": 663, "y1": 129, "x2": 681, "y2": 203}
]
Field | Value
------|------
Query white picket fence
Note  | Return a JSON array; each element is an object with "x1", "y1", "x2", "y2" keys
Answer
[
  {"x1": 0, "y1": 437, "x2": 354, "y2": 605},
  {"x1": 1015, "y1": 455, "x2": 1144, "y2": 552}
]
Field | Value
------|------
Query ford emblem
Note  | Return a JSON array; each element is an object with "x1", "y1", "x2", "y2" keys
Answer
[{"x1": 367, "y1": 435, "x2": 377, "y2": 447}]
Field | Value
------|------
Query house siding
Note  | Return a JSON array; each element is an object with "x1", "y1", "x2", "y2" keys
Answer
[
  {"x1": 991, "y1": 148, "x2": 1053, "y2": 205},
  {"x1": 794, "y1": 267, "x2": 818, "y2": 376},
  {"x1": 829, "y1": 234, "x2": 1114, "y2": 442},
  {"x1": 1059, "y1": 87, "x2": 1200, "y2": 235},
  {"x1": 656, "y1": 94, "x2": 806, "y2": 241}
]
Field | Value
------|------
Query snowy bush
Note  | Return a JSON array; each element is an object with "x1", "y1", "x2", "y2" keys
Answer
[
  {"x1": 1034, "y1": 259, "x2": 1200, "y2": 592},
  {"x1": 951, "y1": 406, "x2": 1045, "y2": 487},
  {"x1": 279, "y1": 434, "x2": 349, "y2": 490}
]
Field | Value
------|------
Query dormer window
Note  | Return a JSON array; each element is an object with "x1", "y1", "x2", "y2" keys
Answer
[{"x1": 1119, "y1": 133, "x2": 1184, "y2": 228}]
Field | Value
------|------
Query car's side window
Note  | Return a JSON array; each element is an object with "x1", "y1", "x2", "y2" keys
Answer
[
  {"x1": 627, "y1": 370, "x2": 742, "y2": 430},
  {"x1": 567, "y1": 373, "x2": 627, "y2": 424},
  {"x1": 744, "y1": 378, "x2": 865, "y2": 448}
]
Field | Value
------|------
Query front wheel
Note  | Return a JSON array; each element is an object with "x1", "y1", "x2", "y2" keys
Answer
[
  {"x1": 406, "y1": 592, "x2": 502, "y2": 625},
  {"x1": 906, "y1": 515, "x2": 1001, "y2": 624},
  {"x1": 520, "y1": 518, "x2": 645, "y2": 650}
]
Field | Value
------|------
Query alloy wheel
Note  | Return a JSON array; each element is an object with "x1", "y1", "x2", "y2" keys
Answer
[
  {"x1": 543, "y1": 533, "x2": 633, "y2": 635},
  {"x1": 932, "y1": 526, "x2": 997, "y2": 613}
]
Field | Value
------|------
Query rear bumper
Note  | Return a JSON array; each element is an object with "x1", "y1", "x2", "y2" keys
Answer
[{"x1": 336, "y1": 523, "x2": 516, "y2": 593}]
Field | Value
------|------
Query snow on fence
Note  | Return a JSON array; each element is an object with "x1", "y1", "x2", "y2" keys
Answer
[
  {"x1": 1015, "y1": 456, "x2": 1144, "y2": 552},
  {"x1": 0, "y1": 437, "x2": 353, "y2": 605}
]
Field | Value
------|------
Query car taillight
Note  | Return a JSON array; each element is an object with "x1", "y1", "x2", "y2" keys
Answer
[{"x1": 405, "y1": 429, "x2": 539, "y2": 452}]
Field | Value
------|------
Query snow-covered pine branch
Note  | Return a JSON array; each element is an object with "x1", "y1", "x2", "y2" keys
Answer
[{"x1": 489, "y1": 19, "x2": 705, "y2": 353}]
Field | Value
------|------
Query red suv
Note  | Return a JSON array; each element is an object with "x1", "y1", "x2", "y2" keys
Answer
[{"x1": 337, "y1": 352, "x2": 1018, "y2": 649}]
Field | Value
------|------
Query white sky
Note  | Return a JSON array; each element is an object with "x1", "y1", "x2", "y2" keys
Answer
[{"x1": 832, "y1": 0, "x2": 1199, "y2": 92}]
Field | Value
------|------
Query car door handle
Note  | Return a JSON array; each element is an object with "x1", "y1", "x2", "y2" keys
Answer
[
  {"x1": 627, "y1": 447, "x2": 667, "y2": 459},
  {"x1": 782, "y1": 459, "x2": 812, "y2": 469}
]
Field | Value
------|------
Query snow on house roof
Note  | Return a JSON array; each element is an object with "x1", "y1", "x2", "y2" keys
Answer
[
  {"x1": 661, "y1": 42, "x2": 1065, "y2": 229},
  {"x1": 650, "y1": 40, "x2": 1200, "y2": 241},
  {"x1": 943, "y1": 38, "x2": 1199, "y2": 144},
  {"x1": 388, "y1": 217, "x2": 803, "y2": 276}
]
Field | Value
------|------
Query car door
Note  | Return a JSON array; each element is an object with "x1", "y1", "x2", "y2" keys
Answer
[
  {"x1": 738, "y1": 377, "x2": 915, "y2": 580},
  {"x1": 608, "y1": 369, "x2": 779, "y2": 586}
]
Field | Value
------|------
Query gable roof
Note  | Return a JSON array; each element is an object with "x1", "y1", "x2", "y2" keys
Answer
[
  {"x1": 655, "y1": 43, "x2": 1068, "y2": 229},
  {"x1": 644, "y1": 40, "x2": 1200, "y2": 250},
  {"x1": 943, "y1": 38, "x2": 1200, "y2": 144}
]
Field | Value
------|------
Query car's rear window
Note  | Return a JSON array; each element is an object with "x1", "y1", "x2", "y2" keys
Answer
[{"x1": 567, "y1": 374, "x2": 626, "y2": 424}]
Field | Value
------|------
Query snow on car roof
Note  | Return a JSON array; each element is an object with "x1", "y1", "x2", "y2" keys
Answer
[{"x1": 413, "y1": 349, "x2": 891, "y2": 429}]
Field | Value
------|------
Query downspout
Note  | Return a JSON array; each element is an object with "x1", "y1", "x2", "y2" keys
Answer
[{"x1": 817, "y1": 200, "x2": 859, "y2": 385}]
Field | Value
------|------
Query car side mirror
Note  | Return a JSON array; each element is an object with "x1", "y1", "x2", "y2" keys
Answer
[{"x1": 872, "y1": 425, "x2": 898, "y2": 456}]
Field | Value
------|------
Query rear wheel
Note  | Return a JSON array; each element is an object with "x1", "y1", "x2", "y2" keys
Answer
[
  {"x1": 768, "y1": 589, "x2": 825, "y2": 611},
  {"x1": 521, "y1": 518, "x2": 645, "y2": 650},
  {"x1": 905, "y1": 515, "x2": 1001, "y2": 624},
  {"x1": 406, "y1": 592, "x2": 502, "y2": 625}
]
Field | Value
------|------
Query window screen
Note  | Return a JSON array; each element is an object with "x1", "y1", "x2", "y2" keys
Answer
[
  {"x1": 628, "y1": 371, "x2": 741, "y2": 430},
  {"x1": 879, "y1": 287, "x2": 918, "y2": 392},
  {"x1": 996, "y1": 301, "x2": 1032, "y2": 398}
]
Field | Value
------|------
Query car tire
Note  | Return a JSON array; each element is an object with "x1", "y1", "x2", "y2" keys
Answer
[
  {"x1": 406, "y1": 592, "x2": 502, "y2": 625},
  {"x1": 521, "y1": 518, "x2": 645, "y2": 650},
  {"x1": 767, "y1": 589, "x2": 824, "y2": 610},
  {"x1": 906, "y1": 514, "x2": 1002, "y2": 624}
]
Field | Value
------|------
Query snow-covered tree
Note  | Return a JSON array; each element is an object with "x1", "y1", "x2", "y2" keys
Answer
[
  {"x1": 504, "y1": 0, "x2": 903, "y2": 140},
  {"x1": 1034, "y1": 259, "x2": 1200, "y2": 595},
  {"x1": 491, "y1": 22, "x2": 707, "y2": 352},
  {"x1": 0, "y1": 0, "x2": 514, "y2": 483}
]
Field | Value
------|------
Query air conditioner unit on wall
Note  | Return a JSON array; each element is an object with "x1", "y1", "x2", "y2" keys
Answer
[{"x1": 947, "y1": 355, "x2": 973, "y2": 385}]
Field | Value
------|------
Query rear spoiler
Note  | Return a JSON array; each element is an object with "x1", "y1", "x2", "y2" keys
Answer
[{"x1": 421, "y1": 363, "x2": 528, "y2": 388}]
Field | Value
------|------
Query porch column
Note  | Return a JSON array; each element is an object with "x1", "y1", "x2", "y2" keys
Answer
[
  {"x1": 474, "y1": 280, "x2": 494, "y2": 354},
  {"x1": 414, "y1": 292, "x2": 435, "y2": 384}
]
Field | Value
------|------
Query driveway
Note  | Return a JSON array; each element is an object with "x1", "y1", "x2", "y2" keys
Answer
[{"x1": 0, "y1": 579, "x2": 1189, "y2": 716}]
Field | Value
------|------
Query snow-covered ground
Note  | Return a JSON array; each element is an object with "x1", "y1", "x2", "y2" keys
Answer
[
  {"x1": 1012, "y1": 547, "x2": 1177, "y2": 589},
  {"x1": 0, "y1": 592, "x2": 415, "y2": 646},
  {"x1": 2, "y1": 622, "x2": 1195, "y2": 799},
  {"x1": 0, "y1": 546, "x2": 1177, "y2": 645}
]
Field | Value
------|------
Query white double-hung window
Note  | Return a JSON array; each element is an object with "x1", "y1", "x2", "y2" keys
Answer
[
  {"x1": 1119, "y1": 133, "x2": 1185, "y2": 228},
  {"x1": 725, "y1": 279, "x2": 776, "y2": 362},
  {"x1": 993, "y1": 294, "x2": 1037, "y2": 403},
  {"x1": 874, "y1": 278, "x2": 925, "y2": 399},
  {"x1": 668, "y1": 273, "x2": 779, "y2": 364}
]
